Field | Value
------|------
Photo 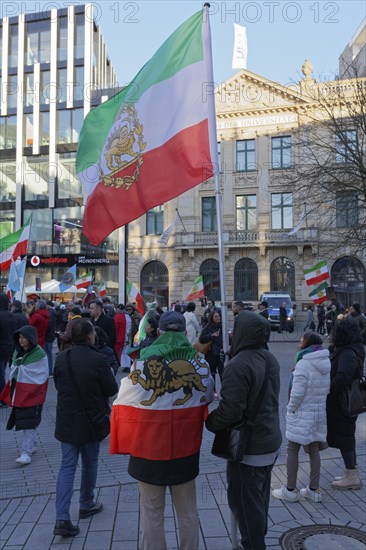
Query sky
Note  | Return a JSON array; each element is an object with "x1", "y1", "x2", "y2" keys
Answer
[{"x1": 3, "y1": 1, "x2": 365, "y2": 85}]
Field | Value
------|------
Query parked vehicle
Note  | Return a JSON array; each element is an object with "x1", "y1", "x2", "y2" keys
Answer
[{"x1": 259, "y1": 292, "x2": 295, "y2": 332}]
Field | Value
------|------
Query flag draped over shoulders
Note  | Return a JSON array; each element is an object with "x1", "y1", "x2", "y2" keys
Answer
[
  {"x1": 110, "y1": 331, "x2": 214, "y2": 460},
  {"x1": 77, "y1": 9, "x2": 216, "y2": 245}
]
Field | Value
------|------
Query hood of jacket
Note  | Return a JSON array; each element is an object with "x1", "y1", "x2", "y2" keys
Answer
[
  {"x1": 33, "y1": 308, "x2": 50, "y2": 322},
  {"x1": 0, "y1": 293, "x2": 9, "y2": 311},
  {"x1": 231, "y1": 311, "x2": 270, "y2": 356},
  {"x1": 13, "y1": 325, "x2": 38, "y2": 350},
  {"x1": 300, "y1": 348, "x2": 331, "y2": 375}
]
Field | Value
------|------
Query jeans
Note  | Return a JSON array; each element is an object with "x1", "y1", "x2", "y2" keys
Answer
[
  {"x1": 227, "y1": 461, "x2": 275, "y2": 550},
  {"x1": 45, "y1": 342, "x2": 54, "y2": 375},
  {"x1": 55, "y1": 441, "x2": 100, "y2": 520},
  {"x1": 0, "y1": 358, "x2": 7, "y2": 397}
]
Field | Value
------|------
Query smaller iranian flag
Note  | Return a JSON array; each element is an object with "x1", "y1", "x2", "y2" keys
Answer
[
  {"x1": 0, "y1": 217, "x2": 31, "y2": 272},
  {"x1": 185, "y1": 276, "x2": 204, "y2": 301},
  {"x1": 127, "y1": 279, "x2": 145, "y2": 315},
  {"x1": 75, "y1": 273, "x2": 93, "y2": 289},
  {"x1": 99, "y1": 282, "x2": 107, "y2": 297},
  {"x1": 312, "y1": 290, "x2": 328, "y2": 304},
  {"x1": 304, "y1": 260, "x2": 329, "y2": 286},
  {"x1": 309, "y1": 281, "x2": 329, "y2": 297}
]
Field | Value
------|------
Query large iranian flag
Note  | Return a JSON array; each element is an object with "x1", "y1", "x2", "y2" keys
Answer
[
  {"x1": 76, "y1": 9, "x2": 217, "y2": 245},
  {"x1": 0, "y1": 218, "x2": 31, "y2": 272},
  {"x1": 110, "y1": 331, "x2": 214, "y2": 459}
]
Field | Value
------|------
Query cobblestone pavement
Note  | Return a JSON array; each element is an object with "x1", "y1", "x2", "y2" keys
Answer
[{"x1": 1, "y1": 337, "x2": 365, "y2": 549}]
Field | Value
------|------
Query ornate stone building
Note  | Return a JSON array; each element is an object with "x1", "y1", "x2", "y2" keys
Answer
[{"x1": 127, "y1": 62, "x2": 366, "y2": 310}]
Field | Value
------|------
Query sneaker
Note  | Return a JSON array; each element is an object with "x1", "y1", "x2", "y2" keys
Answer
[
  {"x1": 54, "y1": 519, "x2": 80, "y2": 537},
  {"x1": 300, "y1": 486, "x2": 322, "y2": 502},
  {"x1": 15, "y1": 453, "x2": 31, "y2": 465},
  {"x1": 79, "y1": 501, "x2": 103, "y2": 519},
  {"x1": 272, "y1": 486, "x2": 299, "y2": 502}
]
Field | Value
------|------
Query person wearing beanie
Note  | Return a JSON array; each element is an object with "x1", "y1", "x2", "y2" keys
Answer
[
  {"x1": 0, "y1": 325, "x2": 48, "y2": 465},
  {"x1": 110, "y1": 311, "x2": 214, "y2": 550}
]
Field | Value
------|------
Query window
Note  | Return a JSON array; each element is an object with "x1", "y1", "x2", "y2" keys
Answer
[
  {"x1": 331, "y1": 256, "x2": 365, "y2": 307},
  {"x1": 146, "y1": 206, "x2": 163, "y2": 235},
  {"x1": 0, "y1": 116, "x2": 17, "y2": 149},
  {"x1": 25, "y1": 20, "x2": 51, "y2": 65},
  {"x1": 74, "y1": 14, "x2": 85, "y2": 60},
  {"x1": 202, "y1": 197, "x2": 216, "y2": 232},
  {"x1": 271, "y1": 193, "x2": 293, "y2": 229},
  {"x1": 24, "y1": 73, "x2": 34, "y2": 107},
  {"x1": 7, "y1": 75, "x2": 17, "y2": 109},
  {"x1": 57, "y1": 68, "x2": 68, "y2": 103},
  {"x1": 40, "y1": 71, "x2": 50, "y2": 104},
  {"x1": 58, "y1": 17, "x2": 68, "y2": 62},
  {"x1": 9, "y1": 24, "x2": 18, "y2": 68},
  {"x1": 336, "y1": 191, "x2": 358, "y2": 228},
  {"x1": 336, "y1": 130, "x2": 357, "y2": 164},
  {"x1": 234, "y1": 258, "x2": 258, "y2": 300},
  {"x1": 23, "y1": 155, "x2": 49, "y2": 201},
  {"x1": 71, "y1": 108, "x2": 84, "y2": 142},
  {"x1": 0, "y1": 159, "x2": 16, "y2": 201},
  {"x1": 200, "y1": 259, "x2": 220, "y2": 302},
  {"x1": 236, "y1": 195, "x2": 256, "y2": 230},
  {"x1": 74, "y1": 66, "x2": 84, "y2": 101},
  {"x1": 236, "y1": 139, "x2": 255, "y2": 171},
  {"x1": 270, "y1": 257, "x2": 295, "y2": 299},
  {"x1": 272, "y1": 136, "x2": 291, "y2": 169},
  {"x1": 56, "y1": 110, "x2": 71, "y2": 143},
  {"x1": 40, "y1": 111, "x2": 50, "y2": 145},
  {"x1": 57, "y1": 152, "x2": 83, "y2": 202},
  {"x1": 140, "y1": 261, "x2": 169, "y2": 308},
  {"x1": 53, "y1": 206, "x2": 83, "y2": 253},
  {"x1": 24, "y1": 114, "x2": 34, "y2": 147}
]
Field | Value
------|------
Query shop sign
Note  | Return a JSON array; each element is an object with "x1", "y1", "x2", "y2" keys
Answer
[{"x1": 77, "y1": 256, "x2": 110, "y2": 265}]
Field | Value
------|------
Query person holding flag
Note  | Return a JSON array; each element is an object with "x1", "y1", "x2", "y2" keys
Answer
[{"x1": 110, "y1": 311, "x2": 214, "y2": 550}]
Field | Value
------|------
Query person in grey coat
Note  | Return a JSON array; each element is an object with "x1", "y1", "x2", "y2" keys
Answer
[{"x1": 206, "y1": 311, "x2": 282, "y2": 550}]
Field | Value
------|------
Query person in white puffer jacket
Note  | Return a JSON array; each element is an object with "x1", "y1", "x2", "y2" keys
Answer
[{"x1": 273, "y1": 332, "x2": 330, "y2": 503}]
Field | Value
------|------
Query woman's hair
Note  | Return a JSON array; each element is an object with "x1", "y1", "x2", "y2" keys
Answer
[
  {"x1": 332, "y1": 317, "x2": 362, "y2": 347},
  {"x1": 209, "y1": 310, "x2": 220, "y2": 324},
  {"x1": 186, "y1": 301, "x2": 196, "y2": 312},
  {"x1": 300, "y1": 332, "x2": 323, "y2": 349},
  {"x1": 147, "y1": 317, "x2": 158, "y2": 337},
  {"x1": 94, "y1": 326, "x2": 108, "y2": 347}
]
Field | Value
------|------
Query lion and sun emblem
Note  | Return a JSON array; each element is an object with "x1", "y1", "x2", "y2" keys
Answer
[
  {"x1": 128, "y1": 354, "x2": 210, "y2": 407},
  {"x1": 99, "y1": 104, "x2": 146, "y2": 191}
]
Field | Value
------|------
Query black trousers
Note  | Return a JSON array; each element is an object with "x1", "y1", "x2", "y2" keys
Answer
[{"x1": 227, "y1": 461, "x2": 275, "y2": 550}]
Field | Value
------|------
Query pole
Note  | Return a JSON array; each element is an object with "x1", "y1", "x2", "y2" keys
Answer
[
  {"x1": 204, "y1": 6, "x2": 237, "y2": 549},
  {"x1": 118, "y1": 226, "x2": 126, "y2": 305}
]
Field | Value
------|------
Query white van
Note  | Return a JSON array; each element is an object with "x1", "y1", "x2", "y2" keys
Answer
[{"x1": 259, "y1": 291, "x2": 295, "y2": 332}]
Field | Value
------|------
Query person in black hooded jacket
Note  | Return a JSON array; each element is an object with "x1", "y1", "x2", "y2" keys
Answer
[
  {"x1": 0, "y1": 292, "x2": 14, "y2": 406},
  {"x1": 206, "y1": 311, "x2": 282, "y2": 550}
]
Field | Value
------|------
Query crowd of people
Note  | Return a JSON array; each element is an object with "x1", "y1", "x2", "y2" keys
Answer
[{"x1": 0, "y1": 290, "x2": 365, "y2": 549}]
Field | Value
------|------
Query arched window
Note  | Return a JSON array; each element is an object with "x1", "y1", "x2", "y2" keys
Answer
[
  {"x1": 200, "y1": 259, "x2": 220, "y2": 302},
  {"x1": 270, "y1": 257, "x2": 295, "y2": 299},
  {"x1": 140, "y1": 261, "x2": 169, "y2": 308},
  {"x1": 331, "y1": 257, "x2": 365, "y2": 308},
  {"x1": 234, "y1": 258, "x2": 258, "y2": 301}
]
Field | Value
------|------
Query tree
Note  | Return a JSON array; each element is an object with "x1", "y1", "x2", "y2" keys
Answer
[{"x1": 283, "y1": 68, "x2": 366, "y2": 257}]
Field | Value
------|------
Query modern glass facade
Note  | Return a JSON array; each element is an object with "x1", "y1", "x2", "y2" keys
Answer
[{"x1": 0, "y1": 5, "x2": 119, "y2": 299}]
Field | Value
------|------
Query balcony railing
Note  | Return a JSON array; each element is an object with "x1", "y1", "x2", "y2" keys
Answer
[{"x1": 175, "y1": 227, "x2": 319, "y2": 247}]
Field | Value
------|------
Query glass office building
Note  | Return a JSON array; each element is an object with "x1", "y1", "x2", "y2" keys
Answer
[{"x1": 0, "y1": 4, "x2": 120, "y2": 298}]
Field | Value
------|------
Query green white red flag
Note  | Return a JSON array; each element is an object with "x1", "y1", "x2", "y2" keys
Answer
[
  {"x1": 309, "y1": 281, "x2": 329, "y2": 304},
  {"x1": 110, "y1": 331, "x2": 214, "y2": 459},
  {"x1": 185, "y1": 275, "x2": 204, "y2": 301},
  {"x1": 75, "y1": 273, "x2": 93, "y2": 289},
  {"x1": 0, "y1": 217, "x2": 31, "y2": 272},
  {"x1": 76, "y1": 9, "x2": 217, "y2": 245},
  {"x1": 304, "y1": 260, "x2": 329, "y2": 286},
  {"x1": 99, "y1": 282, "x2": 107, "y2": 297},
  {"x1": 126, "y1": 279, "x2": 145, "y2": 315}
]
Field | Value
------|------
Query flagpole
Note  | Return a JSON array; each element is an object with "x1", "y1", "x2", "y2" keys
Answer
[
  {"x1": 203, "y1": 3, "x2": 229, "y2": 358},
  {"x1": 175, "y1": 208, "x2": 187, "y2": 235},
  {"x1": 118, "y1": 225, "x2": 127, "y2": 305}
]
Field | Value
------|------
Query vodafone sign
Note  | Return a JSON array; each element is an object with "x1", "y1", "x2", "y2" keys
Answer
[{"x1": 31, "y1": 256, "x2": 40, "y2": 267}]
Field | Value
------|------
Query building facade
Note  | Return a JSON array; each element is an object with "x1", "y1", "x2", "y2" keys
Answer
[
  {"x1": 127, "y1": 62, "x2": 366, "y2": 310},
  {"x1": 0, "y1": 4, "x2": 120, "y2": 297}
]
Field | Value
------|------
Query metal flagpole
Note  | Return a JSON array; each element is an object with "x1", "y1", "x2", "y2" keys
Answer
[
  {"x1": 118, "y1": 225, "x2": 126, "y2": 305},
  {"x1": 204, "y1": 5, "x2": 238, "y2": 548}
]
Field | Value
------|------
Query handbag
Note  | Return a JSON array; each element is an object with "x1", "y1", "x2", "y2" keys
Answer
[
  {"x1": 193, "y1": 337, "x2": 212, "y2": 355},
  {"x1": 66, "y1": 350, "x2": 111, "y2": 441},
  {"x1": 211, "y1": 363, "x2": 269, "y2": 461},
  {"x1": 339, "y1": 376, "x2": 366, "y2": 417}
]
